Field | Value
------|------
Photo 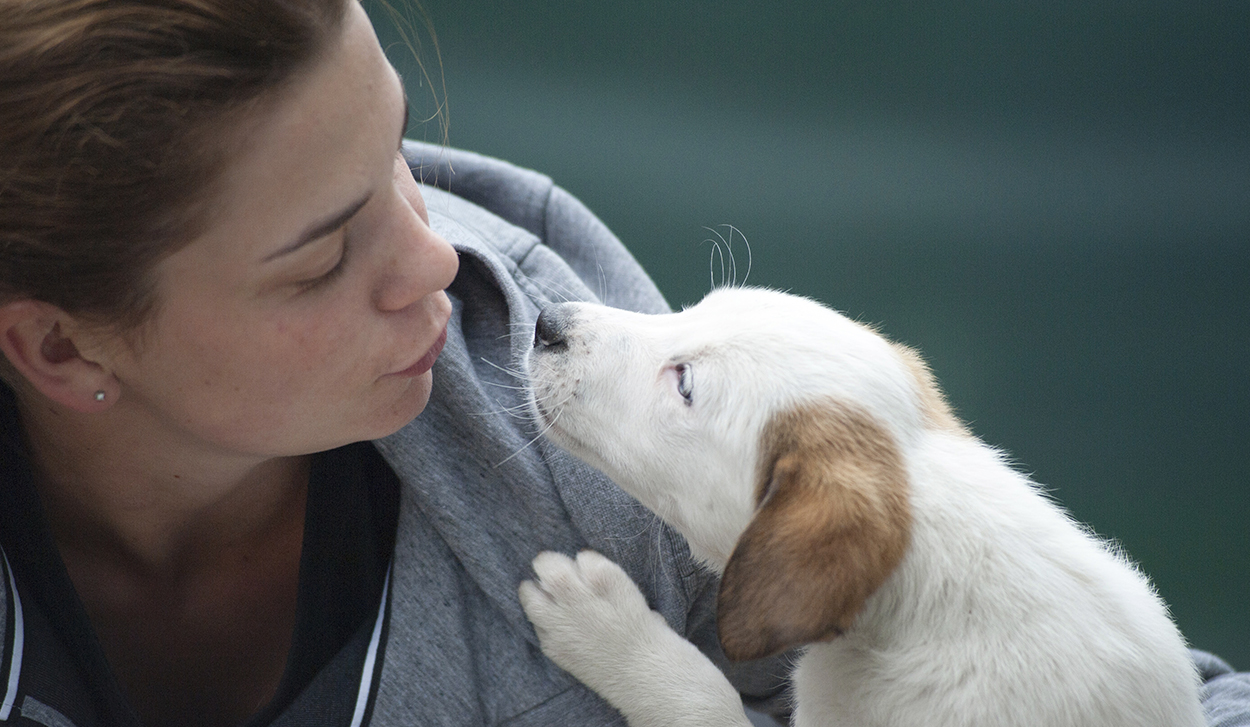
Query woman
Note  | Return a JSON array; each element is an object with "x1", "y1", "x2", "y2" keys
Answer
[
  {"x1": 0, "y1": 0, "x2": 787, "y2": 724},
  {"x1": 0, "y1": 1, "x2": 1244, "y2": 726}
]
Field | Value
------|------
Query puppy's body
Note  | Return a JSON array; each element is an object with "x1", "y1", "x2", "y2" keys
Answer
[
  {"x1": 519, "y1": 288, "x2": 1204, "y2": 727},
  {"x1": 797, "y1": 429, "x2": 1193, "y2": 725}
]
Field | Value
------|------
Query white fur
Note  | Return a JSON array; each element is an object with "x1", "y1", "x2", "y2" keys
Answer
[
  {"x1": 518, "y1": 287, "x2": 1204, "y2": 727},
  {"x1": 520, "y1": 551, "x2": 754, "y2": 727}
]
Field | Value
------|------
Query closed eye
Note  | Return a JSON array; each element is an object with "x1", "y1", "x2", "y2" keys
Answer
[{"x1": 295, "y1": 234, "x2": 350, "y2": 292}]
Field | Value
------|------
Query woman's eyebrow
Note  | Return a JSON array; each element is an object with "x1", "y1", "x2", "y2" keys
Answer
[
  {"x1": 266, "y1": 82, "x2": 407, "y2": 264},
  {"x1": 264, "y1": 193, "x2": 371, "y2": 262}
]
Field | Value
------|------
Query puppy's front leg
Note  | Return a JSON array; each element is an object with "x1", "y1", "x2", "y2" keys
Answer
[{"x1": 520, "y1": 550, "x2": 753, "y2": 727}]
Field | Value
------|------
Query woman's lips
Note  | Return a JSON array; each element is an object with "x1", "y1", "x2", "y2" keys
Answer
[{"x1": 390, "y1": 327, "x2": 447, "y2": 378}]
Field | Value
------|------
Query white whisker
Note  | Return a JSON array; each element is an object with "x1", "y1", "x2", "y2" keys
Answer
[
  {"x1": 481, "y1": 380, "x2": 530, "y2": 391},
  {"x1": 479, "y1": 356, "x2": 527, "y2": 381},
  {"x1": 707, "y1": 225, "x2": 735, "y2": 286},
  {"x1": 471, "y1": 400, "x2": 542, "y2": 421},
  {"x1": 702, "y1": 224, "x2": 752, "y2": 288},
  {"x1": 493, "y1": 399, "x2": 568, "y2": 468},
  {"x1": 724, "y1": 224, "x2": 752, "y2": 286},
  {"x1": 704, "y1": 233, "x2": 726, "y2": 291},
  {"x1": 528, "y1": 277, "x2": 586, "y2": 306}
]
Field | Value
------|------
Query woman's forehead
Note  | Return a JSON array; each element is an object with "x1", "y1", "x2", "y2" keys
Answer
[{"x1": 182, "y1": 3, "x2": 404, "y2": 269}]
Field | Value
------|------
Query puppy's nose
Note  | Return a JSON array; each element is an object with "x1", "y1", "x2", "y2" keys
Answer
[{"x1": 534, "y1": 305, "x2": 572, "y2": 350}]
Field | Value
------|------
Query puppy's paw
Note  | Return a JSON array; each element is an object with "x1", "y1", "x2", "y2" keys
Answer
[
  {"x1": 520, "y1": 551, "x2": 755, "y2": 727},
  {"x1": 519, "y1": 550, "x2": 668, "y2": 684}
]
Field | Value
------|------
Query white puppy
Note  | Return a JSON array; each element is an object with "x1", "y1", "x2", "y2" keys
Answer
[{"x1": 518, "y1": 287, "x2": 1205, "y2": 727}]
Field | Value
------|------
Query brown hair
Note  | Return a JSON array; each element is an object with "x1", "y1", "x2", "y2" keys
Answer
[{"x1": 0, "y1": 0, "x2": 349, "y2": 330}]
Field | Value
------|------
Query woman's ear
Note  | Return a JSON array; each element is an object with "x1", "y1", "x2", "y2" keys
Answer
[
  {"x1": 0, "y1": 299, "x2": 117, "y2": 412},
  {"x1": 716, "y1": 401, "x2": 913, "y2": 662}
]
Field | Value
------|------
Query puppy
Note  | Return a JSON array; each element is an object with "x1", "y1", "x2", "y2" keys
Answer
[{"x1": 518, "y1": 287, "x2": 1205, "y2": 727}]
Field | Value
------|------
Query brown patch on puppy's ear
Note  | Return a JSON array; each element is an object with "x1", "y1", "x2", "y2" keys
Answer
[{"x1": 717, "y1": 401, "x2": 912, "y2": 661}]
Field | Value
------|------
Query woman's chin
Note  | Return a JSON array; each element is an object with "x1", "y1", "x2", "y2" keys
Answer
[{"x1": 371, "y1": 370, "x2": 435, "y2": 437}]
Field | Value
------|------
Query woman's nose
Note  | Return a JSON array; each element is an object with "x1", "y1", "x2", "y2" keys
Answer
[{"x1": 373, "y1": 196, "x2": 458, "y2": 312}]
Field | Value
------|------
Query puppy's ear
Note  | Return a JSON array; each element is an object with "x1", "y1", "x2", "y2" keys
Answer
[{"x1": 717, "y1": 401, "x2": 912, "y2": 661}]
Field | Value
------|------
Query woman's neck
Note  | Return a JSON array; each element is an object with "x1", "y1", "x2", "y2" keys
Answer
[
  {"x1": 16, "y1": 389, "x2": 310, "y2": 578},
  {"x1": 16, "y1": 390, "x2": 312, "y2": 726}
]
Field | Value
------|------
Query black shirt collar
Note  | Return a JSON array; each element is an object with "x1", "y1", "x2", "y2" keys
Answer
[{"x1": 0, "y1": 383, "x2": 399, "y2": 726}]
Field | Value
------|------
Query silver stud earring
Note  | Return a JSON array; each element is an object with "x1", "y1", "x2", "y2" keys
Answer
[{"x1": 94, "y1": 391, "x2": 106, "y2": 402}]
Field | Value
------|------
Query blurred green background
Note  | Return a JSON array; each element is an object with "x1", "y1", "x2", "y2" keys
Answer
[{"x1": 369, "y1": 1, "x2": 1249, "y2": 668}]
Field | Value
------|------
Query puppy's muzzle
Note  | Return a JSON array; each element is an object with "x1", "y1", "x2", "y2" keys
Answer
[{"x1": 534, "y1": 304, "x2": 574, "y2": 352}]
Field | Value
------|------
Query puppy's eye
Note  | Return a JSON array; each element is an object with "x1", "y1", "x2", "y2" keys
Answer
[{"x1": 676, "y1": 363, "x2": 694, "y2": 405}]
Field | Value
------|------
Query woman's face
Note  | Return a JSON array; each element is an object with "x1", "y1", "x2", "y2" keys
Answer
[{"x1": 98, "y1": 2, "x2": 459, "y2": 458}]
